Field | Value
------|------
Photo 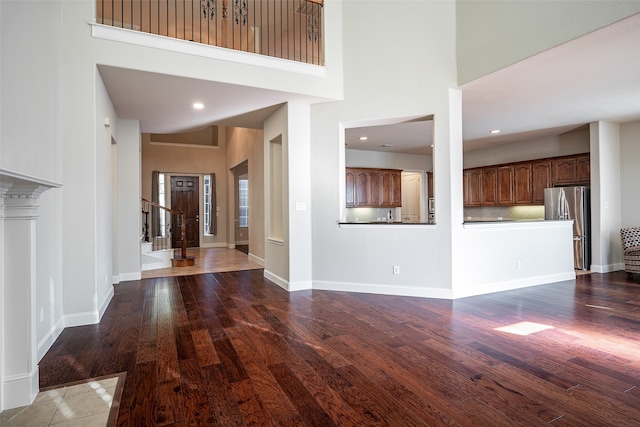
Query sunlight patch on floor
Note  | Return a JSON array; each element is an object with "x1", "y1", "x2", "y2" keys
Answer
[{"x1": 495, "y1": 321, "x2": 554, "y2": 336}]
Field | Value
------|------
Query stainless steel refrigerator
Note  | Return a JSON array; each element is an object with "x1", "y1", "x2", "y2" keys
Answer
[{"x1": 544, "y1": 186, "x2": 590, "y2": 270}]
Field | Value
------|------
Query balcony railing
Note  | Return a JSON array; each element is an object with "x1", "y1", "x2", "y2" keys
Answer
[{"x1": 96, "y1": 0, "x2": 324, "y2": 65}]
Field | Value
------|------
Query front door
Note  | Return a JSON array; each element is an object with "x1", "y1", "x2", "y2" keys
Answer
[{"x1": 171, "y1": 176, "x2": 199, "y2": 248}]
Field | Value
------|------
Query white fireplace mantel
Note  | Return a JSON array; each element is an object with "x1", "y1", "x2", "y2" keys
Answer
[{"x1": 0, "y1": 168, "x2": 61, "y2": 411}]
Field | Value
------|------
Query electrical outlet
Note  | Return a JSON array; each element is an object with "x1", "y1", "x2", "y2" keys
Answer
[
  {"x1": 516, "y1": 260, "x2": 522, "y2": 270},
  {"x1": 40, "y1": 307, "x2": 45, "y2": 322},
  {"x1": 393, "y1": 265, "x2": 400, "y2": 275}
]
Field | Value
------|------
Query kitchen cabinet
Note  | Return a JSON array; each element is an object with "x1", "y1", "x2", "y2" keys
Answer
[
  {"x1": 531, "y1": 160, "x2": 552, "y2": 204},
  {"x1": 465, "y1": 169, "x2": 483, "y2": 206},
  {"x1": 576, "y1": 154, "x2": 590, "y2": 184},
  {"x1": 427, "y1": 171, "x2": 433, "y2": 198},
  {"x1": 390, "y1": 171, "x2": 402, "y2": 206},
  {"x1": 346, "y1": 169, "x2": 356, "y2": 207},
  {"x1": 552, "y1": 154, "x2": 590, "y2": 186},
  {"x1": 497, "y1": 166, "x2": 515, "y2": 205},
  {"x1": 514, "y1": 163, "x2": 533, "y2": 205},
  {"x1": 552, "y1": 157, "x2": 578, "y2": 186},
  {"x1": 346, "y1": 167, "x2": 402, "y2": 208},
  {"x1": 463, "y1": 153, "x2": 589, "y2": 207},
  {"x1": 355, "y1": 169, "x2": 371, "y2": 206},
  {"x1": 482, "y1": 168, "x2": 498, "y2": 206}
]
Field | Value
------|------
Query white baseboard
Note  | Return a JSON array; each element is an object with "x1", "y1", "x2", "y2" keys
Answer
[
  {"x1": 2, "y1": 369, "x2": 39, "y2": 410},
  {"x1": 313, "y1": 280, "x2": 454, "y2": 299},
  {"x1": 264, "y1": 270, "x2": 289, "y2": 291},
  {"x1": 452, "y1": 272, "x2": 576, "y2": 299},
  {"x1": 249, "y1": 253, "x2": 265, "y2": 266},
  {"x1": 200, "y1": 242, "x2": 229, "y2": 248},
  {"x1": 64, "y1": 311, "x2": 100, "y2": 328},
  {"x1": 97, "y1": 287, "x2": 114, "y2": 321},
  {"x1": 590, "y1": 263, "x2": 624, "y2": 273},
  {"x1": 37, "y1": 317, "x2": 65, "y2": 361},
  {"x1": 119, "y1": 272, "x2": 142, "y2": 282}
]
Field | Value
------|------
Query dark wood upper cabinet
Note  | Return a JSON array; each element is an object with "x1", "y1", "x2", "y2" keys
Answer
[
  {"x1": 390, "y1": 171, "x2": 402, "y2": 207},
  {"x1": 514, "y1": 163, "x2": 533, "y2": 205},
  {"x1": 369, "y1": 171, "x2": 382, "y2": 206},
  {"x1": 466, "y1": 169, "x2": 483, "y2": 206},
  {"x1": 346, "y1": 169, "x2": 356, "y2": 207},
  {"x1": 346, "y1": 167, "x2": 402, "y2": 208},
  {"x1": 531, "y1": 160, "x2": 552, "y2": 204},
  {"x1": 355, "y1": 169, "x2": 370, "y2": 206},
  {"x1": 482, "y1": 168, "x2": 498, "y2": 206},
  {"x1": 552, "y1": 157, "x2": 577, "y2": 186},
  {"x1": 463, "y1": 153, "x2": 589, "y2": 207},
  {"x1": 497, "y1": 166, "x2": 515, "y2": 205},
  {"x1": 576, "y1": 154, "x2": 590, "y2": 184},
  {"x1": 427, "y1": 171, "x2": 434, "y2": 199}
]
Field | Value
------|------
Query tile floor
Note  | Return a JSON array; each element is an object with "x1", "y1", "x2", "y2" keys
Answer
[
  {"x1": 141, "y1": 246, "x2": 262, "y2": 279},
  {"x1": 0, "y1": 374, "x2": 122, "y2": 427}
]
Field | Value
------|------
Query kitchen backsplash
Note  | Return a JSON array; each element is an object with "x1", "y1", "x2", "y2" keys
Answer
[
  {"x1": 345, "y1": 207, "x2": 402, "y2": 223},
  {"x1": 464, "y1": 205, "x2": 545, "y2": 222}
]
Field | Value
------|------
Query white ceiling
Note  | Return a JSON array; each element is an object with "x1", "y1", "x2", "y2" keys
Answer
[{"x1": 99, "y1": 13, "x2": 640, "y2": 153}]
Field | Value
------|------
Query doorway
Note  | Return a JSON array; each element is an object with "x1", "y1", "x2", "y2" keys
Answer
[
  {"x1": 401, "y1": 171, "x2": 424, "y2": 223},
  {"x1": 171, "y1": 176, "x2": 199, "y2": 248},
  {"x1": 231, "y1": 161, "x2": 249, "y2": 254}
]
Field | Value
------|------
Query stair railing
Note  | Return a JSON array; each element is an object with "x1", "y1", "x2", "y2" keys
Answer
[{"x1": 142, "y1": 198, "x2": 189, "y2": 262}]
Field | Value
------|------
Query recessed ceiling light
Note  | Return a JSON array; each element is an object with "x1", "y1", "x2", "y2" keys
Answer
[
  {"x1": 359, "y1": 136, "x2": 368, "y2": 141},
  {"x1": 193, "y1": 102, "x2": 204, "y2": 110},
  {"x1": 490, "y1": 129, "x2": 501, "y2": 134}
]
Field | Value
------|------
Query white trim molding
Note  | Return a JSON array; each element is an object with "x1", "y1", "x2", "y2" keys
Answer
[
  {"x1": 0, "y1": 169, "x2": 61, "y2": 411},
  {"x1": 90, "y1": 23, "x2": 326, "y2": 77}
]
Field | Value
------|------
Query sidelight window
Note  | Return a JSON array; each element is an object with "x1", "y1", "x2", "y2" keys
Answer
[{"x1": 239, "y1": 179, "x2": 249, "y2": 227}]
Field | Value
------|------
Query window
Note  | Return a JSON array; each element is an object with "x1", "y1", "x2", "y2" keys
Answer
[
  {"x1": 239, "y1": 178, "x2": 249, "y2": 227},
  {"x1": 158, "y1": 173, "x2": 167, "y2": 236},
  {"x1": 204, "y1": 174, "x2": 212, "y2": 235}
]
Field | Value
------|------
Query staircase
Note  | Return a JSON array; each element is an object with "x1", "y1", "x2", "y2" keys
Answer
[{"x1": 140, "y1": 241, "x2": 172, "y2": 271}]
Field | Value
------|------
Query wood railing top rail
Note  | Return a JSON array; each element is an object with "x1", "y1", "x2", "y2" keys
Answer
[{"x1": 142, "y1": 198, "x2": 181, "y2": 215}]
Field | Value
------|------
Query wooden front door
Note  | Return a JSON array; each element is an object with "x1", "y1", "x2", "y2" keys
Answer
[{"x1": 171, "y1": 176, "x2": 199, "y2": 248}]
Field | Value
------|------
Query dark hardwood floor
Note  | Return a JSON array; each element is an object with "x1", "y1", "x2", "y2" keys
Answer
[{"x1": 39, "y1": 271, "x2": 640, "y2": 426}]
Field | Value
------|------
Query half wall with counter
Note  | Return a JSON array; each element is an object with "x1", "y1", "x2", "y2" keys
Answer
[{"x1": 453, "y1": 220, "x2": 575, "y2": 298}]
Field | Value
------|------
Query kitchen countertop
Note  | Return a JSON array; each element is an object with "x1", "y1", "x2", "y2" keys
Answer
[{"x1": 463, "y1": 218, "x2": 545, "y2": 223}]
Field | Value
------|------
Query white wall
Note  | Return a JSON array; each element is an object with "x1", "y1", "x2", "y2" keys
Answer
[
  {"x1": 95, "y1": 69, "x2": 116, "y2": 317},
  {"x1": 0, "y1": 0, "x2": 62, "y2": 181},
  {"x1": 311, "y1": 1, "x2": 458, "y2": 298},
  {"x1": 0, "y1": 0, "x2": 65, "y2": 376},
  {"x1": 456, "y1": 221, "x2": 575, "y2": 298},
  {"x1": 590, "y1": 121, "x2": 623, "y2": 273},
  {"x1": 463, "y1": 128, "x2": 590, "y2": 168},
  {"x1": 346, "y1": 149, "x2": 432, "y2": 171},
  {"x1": 620, "y1": 119, "x2": 640, "y2": 228},
  {"x1": 264, "y1": 105, "x2": 290, "y2": 288},
  {"x1": 456, "y1": 1, "x2": 640, "y2": 84},
  {"x1": 286, "y1": 100, "x2": 313, "y2": 291},
  {"x1": 117, "y1": 120, "x2": 142, "y2": 281}
]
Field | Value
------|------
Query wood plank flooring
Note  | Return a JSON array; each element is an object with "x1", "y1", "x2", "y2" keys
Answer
[{"x1": 39, "y1": 271, "x2": 640, "y2": 426}]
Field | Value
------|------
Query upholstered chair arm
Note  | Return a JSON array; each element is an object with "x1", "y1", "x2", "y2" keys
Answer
[{"x1": 623, "y1": 245, "x2": 640, "y2": 255}]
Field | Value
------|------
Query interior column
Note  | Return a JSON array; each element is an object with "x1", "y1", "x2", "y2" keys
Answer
[{"x1": 0, "y1": 171, "x2": 60, "y2": 410}]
